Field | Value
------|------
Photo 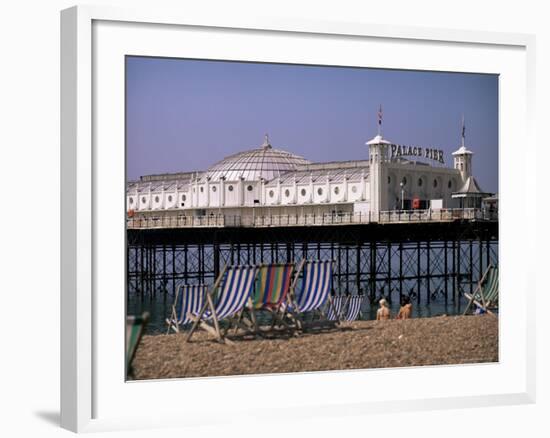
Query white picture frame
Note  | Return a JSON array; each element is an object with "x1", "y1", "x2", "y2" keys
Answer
[{"x1": 60, "y1": 4, "x2": 536, "y2": 433}]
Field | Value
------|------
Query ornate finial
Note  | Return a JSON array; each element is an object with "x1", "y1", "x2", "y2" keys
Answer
[{"x1": 262, "y1": 133, "x2": 271, "y2": 149}]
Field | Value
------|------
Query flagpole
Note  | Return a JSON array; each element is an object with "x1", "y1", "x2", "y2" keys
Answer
[{"x1": 378, "y1": 104, "x2": 382, "y2": 137}]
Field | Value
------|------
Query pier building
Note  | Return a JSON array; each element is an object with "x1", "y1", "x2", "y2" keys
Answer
[{"x1": 127, "y1": 125, "x2": 492, "y2": 227}]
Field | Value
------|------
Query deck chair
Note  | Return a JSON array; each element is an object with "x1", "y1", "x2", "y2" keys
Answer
[
  {"x1": 463, "y1": 264, "x2": 499, "y2": 316},
  {"x1": 165, "y1": 284, "x2": 206, "y2": 334},
  {"x1": 289, "y1": 260, "x2": 337, "y2": 329},
  {"x1": 186, "y1": 265, "x2": 259, "y2": 344},
  {"x1": 126, "y1": 312, "x2": 149, "y2": 378},
  {"x1": 326, "y1": 295, "x2": 346, "y2": 321},
  {"x1": 341, "y1": 295, "x2": 364, "y2": 321},
  {"x1": 241, "y1": 263, "x2": 294, "y2": 333}
]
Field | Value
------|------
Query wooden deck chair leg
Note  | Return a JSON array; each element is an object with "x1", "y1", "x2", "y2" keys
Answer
[
  {"x1": 249, "y1": 305, "x2": 260, "y2": 334},
  {"x1": 185, "y1": 293, "x2": 211, "y2": 343},
  {"x1": 166, "y1": 305, "x2": 176, "y2": 334},
  {"x1": 206, "y1": 292, "x2": 223, "y2": 343},
  {"x1": 167, "y1": 284, "x2": 182, "y2": 334},
  {"x1": 326, "y1": 295, "x2": 341, "y2": 325}
]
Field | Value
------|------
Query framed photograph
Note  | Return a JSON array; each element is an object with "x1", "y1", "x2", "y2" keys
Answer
[{"x1": 61, "y1": 5, "x2": 536, "y2": 433}]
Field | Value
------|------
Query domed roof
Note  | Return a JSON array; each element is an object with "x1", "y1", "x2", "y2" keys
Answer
[{"x1": 205, "y1": 135, "x2": 311, "y2": 182}]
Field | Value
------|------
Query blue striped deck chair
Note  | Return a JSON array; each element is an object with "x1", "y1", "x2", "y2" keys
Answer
[
  {"x1": 326, "y1": 295, "x2": 346, "y2": 321},
  {"x1": 289, "y1": 260, "x2": 336, "y2": 329},
  {"x1": 186, "y1": 265, "x2": 259, "y2": 344},
  {"x1": 295, "y1": 260, "x2": 333, "y2": 312},
  {"x1": 342, "y1": 295, "x2": 364, "y2": 321},
  {"x1": 165, "y1": 284, "x2": 207, "y2": 334}
]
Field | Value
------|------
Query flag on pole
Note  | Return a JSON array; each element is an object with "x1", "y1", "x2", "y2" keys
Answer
[
  {"x1": 461, "y1": 115, "x2": 465, "y2": 139},
  {"x1": 378, "y1": 104, "x2": 383, "y2": 126}
]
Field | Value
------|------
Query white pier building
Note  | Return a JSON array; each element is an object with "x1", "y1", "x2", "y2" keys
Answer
[{"x1": 127, "y1": 123, "x2": 493, "y2": 227}]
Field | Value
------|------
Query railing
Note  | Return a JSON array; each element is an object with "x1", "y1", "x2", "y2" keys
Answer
[{"x1": 127, "y1": 208, "x2": 497, "y2": 229}]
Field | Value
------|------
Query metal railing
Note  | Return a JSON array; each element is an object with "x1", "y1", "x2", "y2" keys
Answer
[{"x1": 127, "y1": 208, "x2": 497, "y2": 229}]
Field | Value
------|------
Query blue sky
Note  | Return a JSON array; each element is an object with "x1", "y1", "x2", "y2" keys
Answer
[{"x1": 126, "y1": 57, "x2": 498, "y2": 193}]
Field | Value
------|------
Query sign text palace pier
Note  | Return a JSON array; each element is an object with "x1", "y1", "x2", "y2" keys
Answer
[{"x1": 127, "y1": 130, "x2": 498, "y2": 308}]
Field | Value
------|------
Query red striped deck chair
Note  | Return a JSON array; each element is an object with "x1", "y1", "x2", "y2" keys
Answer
[
  {"x1": 165, "y1": 284, "x2": 207, "y2": 334},
  {"x1": 239, "y1": 263, "x2": 294, "y2": 334},
  {"x1": 186, "y1": 265, "x2": 259, "y2": 344}
]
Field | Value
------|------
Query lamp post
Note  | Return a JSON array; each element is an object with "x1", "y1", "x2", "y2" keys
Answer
[{"x1": 400, "y1": 181, "x2": 405, "y2": 210}]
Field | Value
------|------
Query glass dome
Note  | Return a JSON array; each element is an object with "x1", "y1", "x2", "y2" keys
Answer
[{"x1": 205, "y1": 136, "x2": 311, "y2": 182}]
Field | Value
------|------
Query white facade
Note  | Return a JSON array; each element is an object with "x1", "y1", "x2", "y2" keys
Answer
[{"x1": 127, "y1": 133, "x2": 489, "y2": 219}]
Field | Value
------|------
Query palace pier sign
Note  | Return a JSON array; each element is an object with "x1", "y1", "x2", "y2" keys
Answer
[{"x1": 390, "y1": 144, "x2": 445, "y2": 164}]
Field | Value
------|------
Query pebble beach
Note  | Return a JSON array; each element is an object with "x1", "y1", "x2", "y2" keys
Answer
[{"x1": 130, "y1": 314, "x2": 498, "y2": 380}]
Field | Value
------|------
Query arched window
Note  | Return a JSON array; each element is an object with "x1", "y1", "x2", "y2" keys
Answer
[
  {"x1": 211, "y1": 186, "x2": 217, "y2": 192},
  {"x1": 228, "y1": 185, "x2": 234, "y2": 192},
  {"x1": 317, "y1": 188, "x2": 323, "y2": 196},
  {"x1": 154, "y1": 196, "x2": 160, "y2": 203},
  {"x1": 285, "y1": 189, "x2": 290, "y2": 197},
  {"x1": 334, "y1": 186, "x2": 340, "y2": 194},
  {"x1": 301, "y1": 188, "x2": 307, "y2": 196},
  {"x1": 247, "y1": 185, "x2": 253, "y2": 192},
  {"x1": 269, "y1": 190, "x2": 274, "y2": 198}
]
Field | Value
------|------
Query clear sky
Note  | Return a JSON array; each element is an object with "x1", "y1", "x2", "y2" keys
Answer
[{"x1": 126, "y1": 56, "x2": 498, "y2": 193}]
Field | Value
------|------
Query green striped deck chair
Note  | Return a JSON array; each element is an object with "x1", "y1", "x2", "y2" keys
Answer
[
  {"x1": 240, "y1": 263, "x2": 295, "y2": 334},
  {"x1": 252, "y1": 263, "x2": 295, "y2": 310},
  {"x1": 463, "y1": 264, "x2": 499, "y2": 316},
  {"x1": 126, "y1": 312, "x2": 149, "y2": 379}
]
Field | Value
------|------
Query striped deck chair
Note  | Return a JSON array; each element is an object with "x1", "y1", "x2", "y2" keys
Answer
[
  {"x1": 186, "y1": 265, "x2": 259, "y2": 344},
  {"x1": 326, "y1": 295, "x2": 346, "y2": 321},
  {"x1": 126, "y1": 312, "x2": 149, "y2": 379},
  {"x1": 341, "y1": 295, "x2": 364, "y2": 321},
  {"x1": 463, "y1": 264, "x2": 499, "y2": 316},
  {"x1": 290, "y1": 260, "x2": 336, "y2": 329},
  {"x1": 242, "y1": 263, "x2": 294, "y2": 333},
  {"x1": 165, "y1": 284, "x2": 206, "y2": 334}
]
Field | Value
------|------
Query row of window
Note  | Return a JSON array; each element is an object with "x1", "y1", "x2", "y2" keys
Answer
[
  {"x1": 193, "y1": 184, "x2": 255, "y2": 193},
  {"x1": 389, "y1": 176, "x2": 453, "y2": 189},
  {"x1": 129, "y1": 194, "x2": 188, "y2": 205},
  {"x1": 267, "y1": 185, "x2": 359, "y2": 199}
]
